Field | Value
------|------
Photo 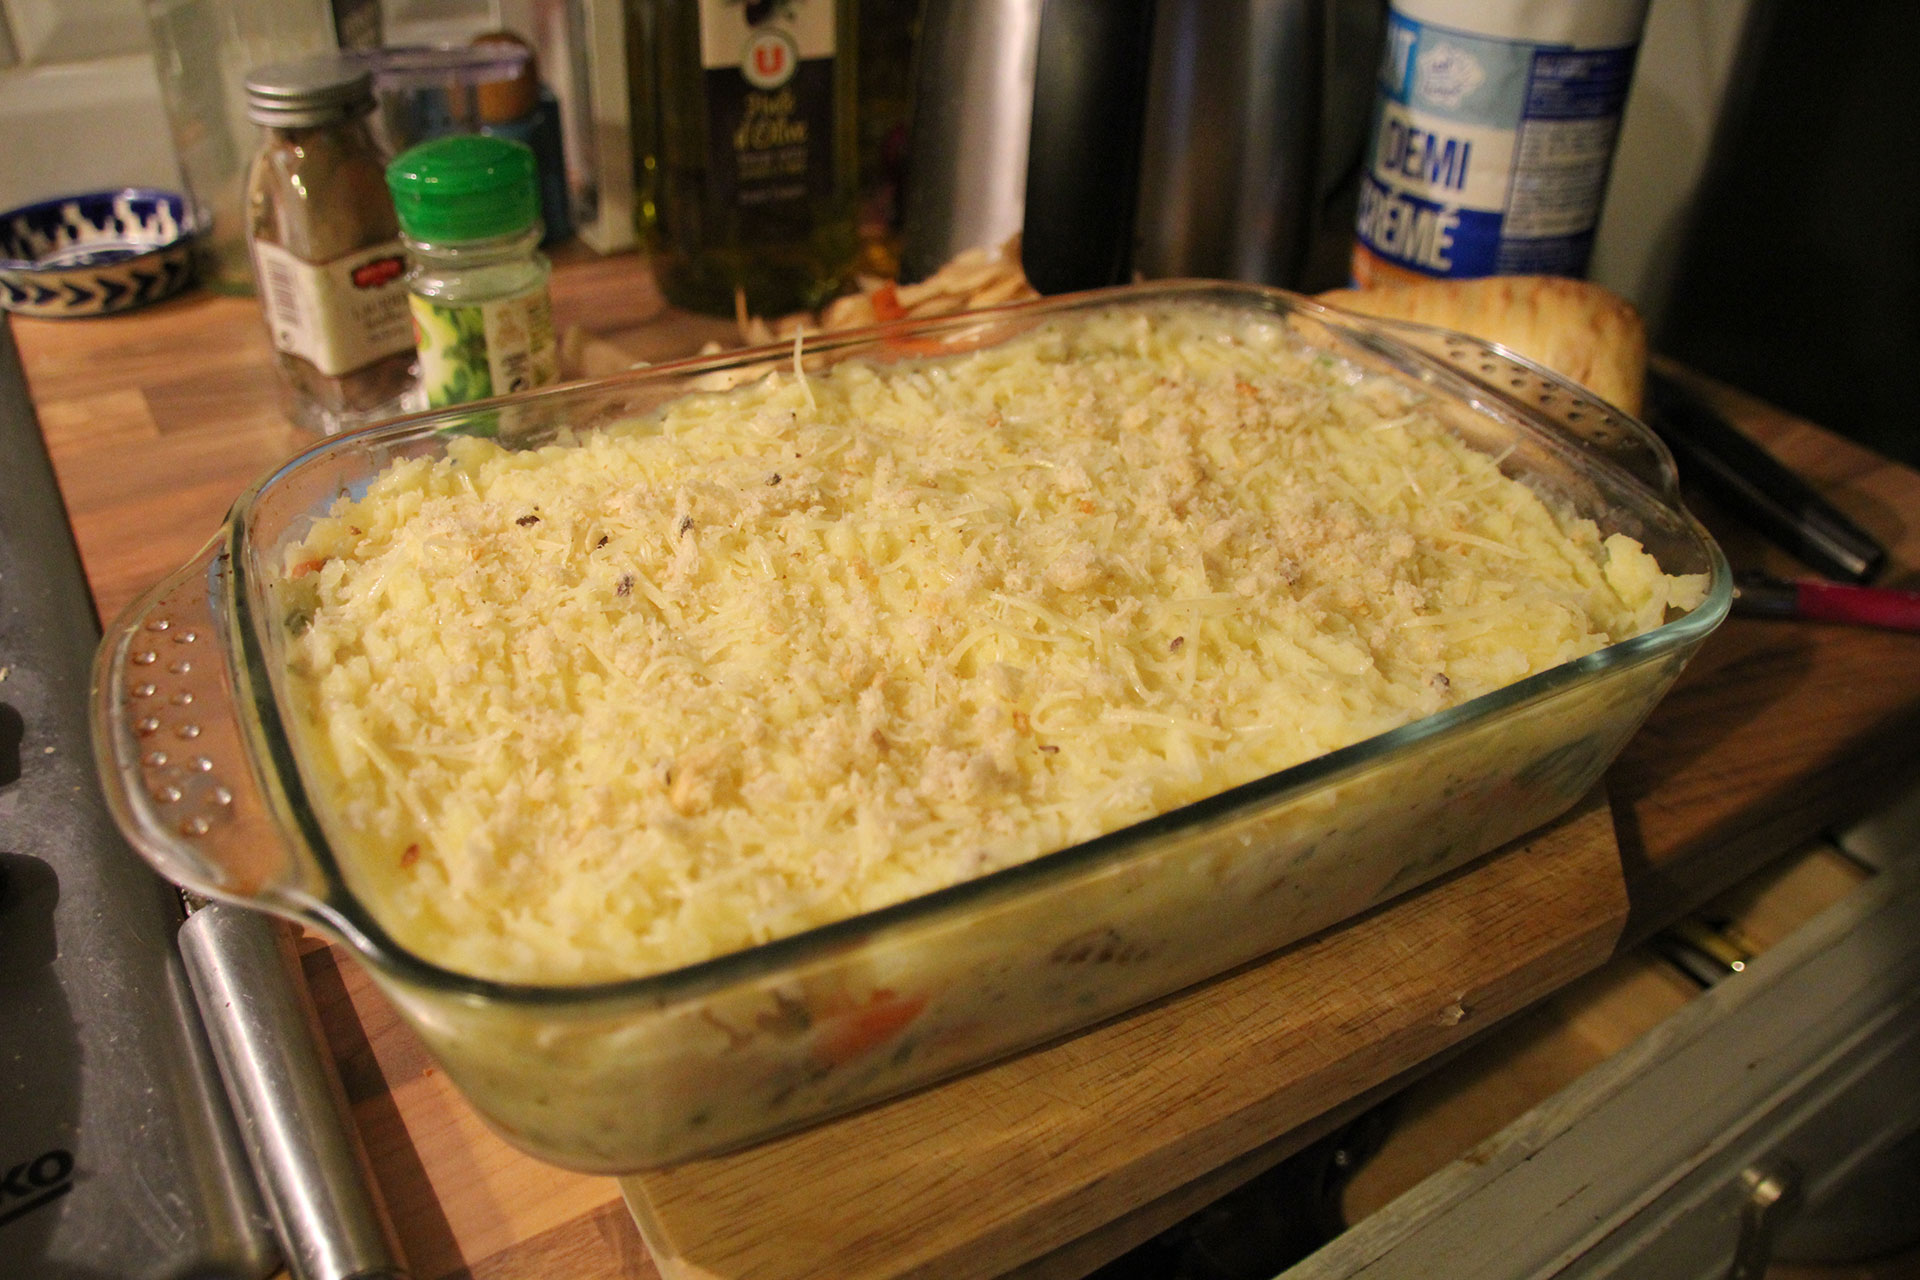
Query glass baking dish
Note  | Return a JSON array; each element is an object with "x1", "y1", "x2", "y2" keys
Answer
[{"x1": 91, "y1": 281, "x2": 1731, "y2": 1173}]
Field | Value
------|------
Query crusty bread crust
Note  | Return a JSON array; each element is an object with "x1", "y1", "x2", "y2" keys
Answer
[{"x1": 1316, "y1": 275, "x2": 1646, "y2": 416}]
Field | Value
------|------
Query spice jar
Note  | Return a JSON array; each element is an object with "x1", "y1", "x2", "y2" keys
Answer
[
  {"x1": 244, "y1": 55, "x2": 416, "y2": 435},
  {"x1": 384, "y1": 135, "x2": 558, "y2": 408}
]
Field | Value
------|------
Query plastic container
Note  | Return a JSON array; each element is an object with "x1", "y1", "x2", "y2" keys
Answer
[
  {"x1": 346, "y1": 40, "x2": 571, "y2": 245},
  {"x1": 90, "y1": 282, "x2": 1730, "y2": 1173},
  {"x1": 385, "y1": 134, "x2": 558, "y2": 408},
  {"x1": 1351, "y1": 0, "x2": 1650, "y2": 287},
  {"x1": 352, "y1": 43, "x2": 530, "y2": 154},
  {"x1": 471, "y1": 31, "x2": 573, "y2": 246},
  {"x1": 243, "y1": 55, "x2": 416, "y2": 436}
]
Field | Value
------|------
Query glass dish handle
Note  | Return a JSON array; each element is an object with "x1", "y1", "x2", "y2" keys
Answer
[
  {"x1": 1357, "y1": 314, "x2": 1681, "y2": 499},
  {"x1": 91, "y1": 532, "x2": 310, "y2": 916}
]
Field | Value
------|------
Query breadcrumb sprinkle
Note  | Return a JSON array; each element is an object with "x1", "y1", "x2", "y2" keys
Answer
[{"x1": 280, "y1": 305, "x2": 1704, "y2": 983}]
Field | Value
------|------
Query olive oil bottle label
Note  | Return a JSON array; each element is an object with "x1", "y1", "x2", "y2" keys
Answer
[
  {"x1": 408, "y1": 287, "x2": 558, "y2": 408},
  {"x1": 253, "y1": 239, "x2": 412, "y2": 377},
  {"x1": 697, "y1": 0, "x2": 838, "y2": 240}
]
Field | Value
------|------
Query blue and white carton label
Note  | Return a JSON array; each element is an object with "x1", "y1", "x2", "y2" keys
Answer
[{"x1": 1352, "y1": 0, "x2": 1647, "y2": 285}]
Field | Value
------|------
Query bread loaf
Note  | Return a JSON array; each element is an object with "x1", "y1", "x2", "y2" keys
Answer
[{"x1": 1315, "y1": 275, "x2": 1646, "y2": 415}]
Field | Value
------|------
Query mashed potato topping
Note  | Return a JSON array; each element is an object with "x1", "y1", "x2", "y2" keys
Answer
[{"x1": 281, "y1": 305, "x2": 1704, "y2": 984}]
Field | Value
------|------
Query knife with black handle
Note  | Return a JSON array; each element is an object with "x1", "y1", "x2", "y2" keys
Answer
[{"x1": 1643, "y1": 368, "x2": 1887, "y2": 584}]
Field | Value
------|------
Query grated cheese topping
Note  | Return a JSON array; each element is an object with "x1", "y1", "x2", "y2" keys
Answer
[{"x1": 281, "y1": 305, "x2": 1705, "y2": 984}]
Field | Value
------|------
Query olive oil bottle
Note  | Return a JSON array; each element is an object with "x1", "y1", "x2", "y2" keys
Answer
[{"x1": 631, "y1": 0, "x2": 859, "y2": 318}]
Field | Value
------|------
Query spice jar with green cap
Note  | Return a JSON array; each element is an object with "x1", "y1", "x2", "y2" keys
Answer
[{"x1": 386, "y1": 134, "x2": 559, "y2": 408}]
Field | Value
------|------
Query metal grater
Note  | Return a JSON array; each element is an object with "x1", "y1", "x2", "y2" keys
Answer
[{"x1": 0, "y1": 326, "x2": 275, "y2": 1279}]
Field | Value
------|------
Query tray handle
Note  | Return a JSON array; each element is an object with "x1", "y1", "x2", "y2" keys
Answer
[
  {"x1": 1353, "y1": 314, "x2": 1681, "y2": 500},
  {"x1": 91, "y1": 532, "x2": 314, "y2": 916}
]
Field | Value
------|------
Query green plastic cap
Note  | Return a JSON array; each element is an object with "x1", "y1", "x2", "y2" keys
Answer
[{"x1": 386, "y1": 134, "x2": 539, "y2": 243}]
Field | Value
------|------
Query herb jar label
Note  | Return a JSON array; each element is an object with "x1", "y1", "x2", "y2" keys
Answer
[
  {"x1": 253, "y1": 239, "x2": 414, "y2": 377},
  {"x1": 408, "y1": 285, "x2": 558, "y2": 407}
]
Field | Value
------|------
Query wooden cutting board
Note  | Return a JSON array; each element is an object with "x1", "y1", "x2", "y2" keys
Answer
[{"x1": 619, "y1": 788, "x2": 1627, "y2": 1280}]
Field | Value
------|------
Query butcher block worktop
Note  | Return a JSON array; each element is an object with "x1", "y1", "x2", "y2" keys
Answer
[{"x1": 10, "y1": 250, "x2": 1920, "y2": 1280}]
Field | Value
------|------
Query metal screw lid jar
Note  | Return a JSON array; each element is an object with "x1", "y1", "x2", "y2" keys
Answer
[
  {"x1": 385, "y1": 134, "x2": 558, "y2": 408},
  {"x1": 243, "y1": 54, "x2": 417, "y2": 437},
  {"x1": 244, "y1": 56, "x2": 378, "y2": 128}
]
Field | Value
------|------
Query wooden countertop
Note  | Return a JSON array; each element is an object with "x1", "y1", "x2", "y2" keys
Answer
[{"x1": 11, "y1": 251, "x2": 1920, "y2": 1279}]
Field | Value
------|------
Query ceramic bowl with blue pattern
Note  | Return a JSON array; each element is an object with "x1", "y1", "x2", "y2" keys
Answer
[{"x1": 0, "y1": 188, "x2": 197, "y2": 318}]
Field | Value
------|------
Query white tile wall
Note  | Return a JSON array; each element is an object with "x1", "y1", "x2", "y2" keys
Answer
[
  {"x1": 377, "y1": 0, "x2": 496, "y2": 47},
  {"x1": 0, "y1": 0, "x2": 507, "y2": 212},
  {"x1": 0, "y1": 0, "x2": 171, "y2": 208},
  {"x1": 3, "y1": 0, "x2": 148, "y2": 64},
  {"x1": 0, "y1": 54, "x2": 181, "y2": 209}
]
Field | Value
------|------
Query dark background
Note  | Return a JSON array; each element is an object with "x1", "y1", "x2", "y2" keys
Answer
[{"x1": 1657, "y1": 0, "x2": 1920, "y2": 471}]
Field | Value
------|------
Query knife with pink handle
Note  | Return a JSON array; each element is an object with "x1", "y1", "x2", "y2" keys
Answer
[{"x1": 1732, "y1": 571, "x2": 1920, "y2": 632}]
